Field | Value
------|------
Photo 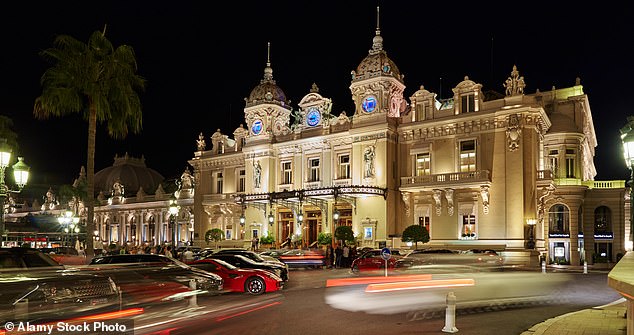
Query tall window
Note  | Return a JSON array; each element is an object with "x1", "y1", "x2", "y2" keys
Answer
[
  {"x1": 459, "y1": 140, "x2": 476, "y2": 172},
  {"x1": 418, "y1": 215, "x2": 430, "y2": 238},
  {"x1": 282, "y1": 161, "x2": 292, "y2": 184},
  {"x1": 415, "y1": 102, "x2": 427, "y2": 121},
  {"x1": 461, "y1": 214, "x2": 476, "y2": 238},
  {"x1": 548, "y1": 150, "x2": 558, "y2": 177},
  {"x1": 565, "y1": 149, "x2": 575, "y2": 178},
  {"x1": 237, "y1": 169, "x2": 245, "y2": 192},
  {"x1": 416, "y1": 153, "x2": 430, "y2": 176},
  {"x1": 216, "y1": 172, "x2": 223, "y2": 194},
  {"x1": 309, "y1": 158, "x2": 320, "y2": 182},
  {"x1": 460, "y1": 94, "x2": 475, "y2": 113},
  {"x1": 594, "y1": 206, "x2": 611, "y2": 233},
  {"x1": 338, "y1": 154, "x2": 350, "y2": 179},
  {"x1": 548, "y1": 204, "x2": 569, "y2": 234}
]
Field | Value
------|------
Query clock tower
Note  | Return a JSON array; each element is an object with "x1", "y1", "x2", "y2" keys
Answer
[
  {"x1": 349, "y1": 7, "x2": 405, "y2": 123},
  {"x1": 244, "y1": 42, "x2": 292, "y2": 141}
]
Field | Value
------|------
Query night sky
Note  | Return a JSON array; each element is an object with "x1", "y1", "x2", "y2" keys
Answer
[{"x1": 1, "y1": 1, "x2": 633, "y2": 190}]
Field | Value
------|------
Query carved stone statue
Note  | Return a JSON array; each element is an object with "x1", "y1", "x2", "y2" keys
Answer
[
  {"x1": 503, "y1": 65, "x2": 526, "y2": 96},
  {"x1": 254, "y1": 160, "x2": 262, "y2": 188},
  {"x1": 363, "y1": 145, "x2": 376, "y2": 178},
  {"x1": 179, "y1": 168, "x2": 194, "y2": 190},
  {"x1": 196, "y1": 132, "x2": 206, "y2": 151},
  {"x1": 112, "y1": 179, "x2": 124, "y2": 197}
]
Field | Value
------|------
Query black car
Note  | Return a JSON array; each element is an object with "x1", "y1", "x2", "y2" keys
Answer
[
  {"x1": 0, "y1": 247, "x2": 120, "y2": 323},
  {"x1": 88, "y1": 254, "x2": 224, "y2": 293},
  {"x1": 207, "y1": 254, "x2": 289, "y2": 281}
]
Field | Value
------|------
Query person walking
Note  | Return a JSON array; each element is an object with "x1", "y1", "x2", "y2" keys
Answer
[
  {"x1": 335, "y1": 245, "x2": 343, "y2": 268},
  {"x1": 326, "y1": 244, "x2": 334, "y2": 269},
  {"x1": 342, "y1": 245, "x2": 350, "y2": 268}
]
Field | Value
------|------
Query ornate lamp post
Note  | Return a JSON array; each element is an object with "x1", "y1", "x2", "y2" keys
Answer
[
  {"x1": 0, "y1": 139, "x2": 30, "y2": 247},
  {"x1": 57, "y1": 210, "x2": 80, "y2": 247},
  {"x1": 169, "y1": 197, "x2": 180, "y2": 248},
  {"x1": 621, "y1": 117, "x2": 634, "y2": 244}
]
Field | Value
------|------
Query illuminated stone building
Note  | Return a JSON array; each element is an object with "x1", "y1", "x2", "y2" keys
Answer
[{"x1": 189, "y1": 14, "x2": 627, "y2": 265}]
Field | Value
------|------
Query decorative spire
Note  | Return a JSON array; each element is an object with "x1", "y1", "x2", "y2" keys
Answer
[
  {"x1": 262, "y1": 42, "x2": 274, "y2": 82},
  {"x1": 376, "y1": 6, "x2": 381, "y2": 36},
  {"x1": 370, "y1": 6, "x2": 383, "y2": 54}
]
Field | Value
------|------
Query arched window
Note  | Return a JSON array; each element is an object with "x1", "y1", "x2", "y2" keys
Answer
[
  {"x1": 548, "y1": 204, "x2": 569, "y2": 234},
  {"x1": 594, "y1": 206, "x2": 611, "y2": 233}
]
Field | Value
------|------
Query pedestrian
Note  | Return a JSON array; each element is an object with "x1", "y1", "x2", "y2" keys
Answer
[
  {"x1": 335, "y1": 245, "x2": 343, "y2": 268},
  {"x1": 252, "y1": 237, "x2": 258, "y2": 251},
  {"x1": 326, "y1": 244, "x2": 334, "y2": 268},
  {"x1": 343, "y1": 245, "x2": 350, "y2": 268},
  {"x1": 164, "y1": 246, "x2": 173, "y2": 258},
  {"x1": 181, "y1": 247, "x2": 194, "y2": 262},
  {"x1": 78, "y1": 247, "x2": 86, "y2": 257}
]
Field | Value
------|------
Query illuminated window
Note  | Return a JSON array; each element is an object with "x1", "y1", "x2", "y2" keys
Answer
[
  {"x1": 237, "y1": 169, "x2": 245, "y2": 192},
  {"x1": 460, "y1": 94, "x2": 475, "y2": 113},
  {"x1": 309, "y1": 158, "x2": 320, "y2": 182},
  {"x1": 338, "y1": 154, "x2": 350, "y2": 179},
  {"x1": 216, "y1": 172, "x2": 223, "y2": 194},
  {"x1": 594, "y1": 206, "x2": 611, "y2": 233},
  {"x1": 548, "y1": 204, "x2": 569, "y2": 234},
  {"x1": 461, "y1": 214, "x2": 476, "y2": 238},
  {"x1": 565, "y1": 149, "x2": 575, "y2": 178},
  {"x1": 282, "y1": 161, "x2": 292, "y2": 184},
  {"x1": 459, "y1": 140, "x2": 476, "y2": 172},
  {"x1": 364, "y1": 227, "x2": 373, "y2": 240},
  {"x1": 415, "y1": 153, "x2": 430, "y2": 176},
  {"x1": 548, "y1": 150, "x2": 559, "y2": 177}
]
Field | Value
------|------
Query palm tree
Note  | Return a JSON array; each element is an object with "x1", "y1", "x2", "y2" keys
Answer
[{"x1": 33, "y1": 27, "x2": 145, "y2": 257}]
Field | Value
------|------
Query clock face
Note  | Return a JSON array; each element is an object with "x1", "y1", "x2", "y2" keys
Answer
[
  {"x1": 306, "y1": 108, "x2": 321, "y2": 127},
  {"x1": 362, "y1": 96, "x2": 377, "y2": 113},
  {"x1": 251, "y1": 119, "x2": 263, "y2": 135}
]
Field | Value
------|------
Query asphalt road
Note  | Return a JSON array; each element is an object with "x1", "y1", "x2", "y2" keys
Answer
[{"x1": 132, "y1": 267, "x2": 621, "y2": 335}]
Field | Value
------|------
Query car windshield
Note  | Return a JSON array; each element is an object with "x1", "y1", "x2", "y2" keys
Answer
[{"x1": 212, "y1": 258, "x2": 237, "y2": 270}]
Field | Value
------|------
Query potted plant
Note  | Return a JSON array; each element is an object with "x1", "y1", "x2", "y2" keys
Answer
[{"x1": 260, "y1": 233, "x2": 276, "y2": 249}]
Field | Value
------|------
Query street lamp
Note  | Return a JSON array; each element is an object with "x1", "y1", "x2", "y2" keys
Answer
[
  {"x1": 0, "y1": 139, "x2": 30, "y2": 247},
  {"x1": 621, "y1": 116, "x2": 634, "y2": 245},
  {"x1": 169, "y1": 197, "x2": 180, "y2": 248},
  {"x1": 57, "y1": 210, "x2": 79, "y2": 247},
  {"x1": 526, "y1": 218, "x2": 537, "y2": 249}
]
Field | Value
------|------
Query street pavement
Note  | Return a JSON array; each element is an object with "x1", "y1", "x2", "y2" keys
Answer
[{"x1": 521, "y1": 298, "x2": 626, "y2": 335}]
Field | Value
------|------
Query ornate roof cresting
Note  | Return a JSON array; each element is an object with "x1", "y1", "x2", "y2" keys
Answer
[{"x1": 503, "y1": 65, "x2": 526, "y2": 96}]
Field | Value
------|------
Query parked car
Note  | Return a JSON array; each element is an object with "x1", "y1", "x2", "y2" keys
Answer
[
  {"x1": 277, "y1": 249, "x2": 326, "y2": 268},
  {"x1": 259, "y1": 249, "x2": 288, "y2": 259},
  {"x1": 0, "y1": 247, "x2": 120, "y2": 323},
  {"x1": 350, "y1": 249, "x2": 403, "y2": 272},
  {"x1": 87, "y1": 254, "x2": 224, "y2": 293},
  {"x1": 211, "y1": 248, "x2": 287, "y2": 267},
  {"x1": 39, "y1": 246, "x2": 86, "y2": 265},
  {"x1": 206, "y1": 254, "x2": 289, "y2": 281},
  {"x1": 187, "y1": 258, "x2": 283, "y2": 295}
]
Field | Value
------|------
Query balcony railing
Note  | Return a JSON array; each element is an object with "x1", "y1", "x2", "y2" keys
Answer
[{"x1": 401, "y1": 170, "x2": 490, "y2": 187}]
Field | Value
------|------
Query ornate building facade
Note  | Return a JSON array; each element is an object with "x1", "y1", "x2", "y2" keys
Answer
[{"x1": 189, "y1": 13, "x2": 627, "y2": 265}]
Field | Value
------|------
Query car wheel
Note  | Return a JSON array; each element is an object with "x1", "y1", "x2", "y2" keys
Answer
[
  {"x1": 352, "y1": 265, "x2": 359, "y2": 272},
  {"x1": 245, "y1": 277, "x2": 266, "y2": 295}
]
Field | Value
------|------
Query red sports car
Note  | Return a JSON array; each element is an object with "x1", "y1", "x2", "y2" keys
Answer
[
  {"x1": 187, "y1": 258, "x2": 283, "y2": 295},
  {"x1": 351, "y1": 249, "x2": 403, "y2": 272}
]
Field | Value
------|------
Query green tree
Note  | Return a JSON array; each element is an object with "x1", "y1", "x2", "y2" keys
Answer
[
  {"x1": 317, "y1": 232, "x2": 332, "y2": 246},
  {"x1": 260, "y1": 233, "x2": 275, "y2": 245},
  {"x1": 34, "y1": 27, "x2": 145, "y2": 257},
  {"x1": 401, "y1": 225, "x2": 430, "y2": 249},
  {"x1": 334, "y1": 226, "x2": 354, "y2": 246},
  {"x1": 205, "y1": 228, "x2": 224, "y2": 248}
]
